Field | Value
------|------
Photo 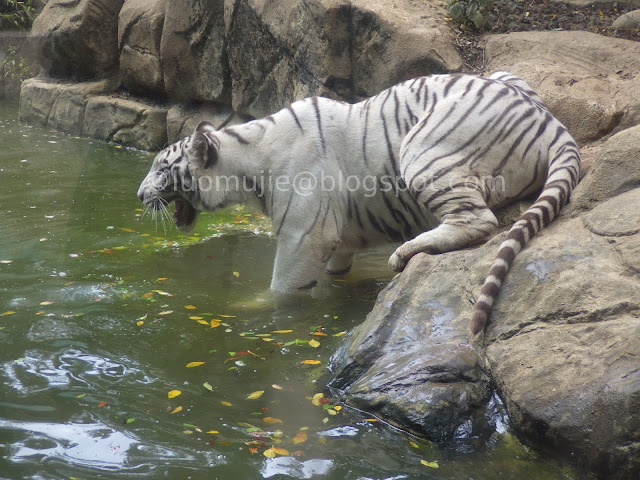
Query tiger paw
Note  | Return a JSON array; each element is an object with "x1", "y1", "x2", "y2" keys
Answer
[{"x1": 388, "y1": 250, "x2": 408, "y2": 272}]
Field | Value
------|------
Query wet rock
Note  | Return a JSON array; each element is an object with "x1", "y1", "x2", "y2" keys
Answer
[
  {"x1": 31, "y1": 0, "x2": 124, "y2": 79},
  {"x1": 329, "y1": 247, "x2": 492, "y2": 440},
  {"x1": 483, "y1": 31, "x2": 640, "y2": 143},
  {"x1": 612, "y1": 9, "x2": 640, "y2": 29},
  {"x1": 83, "y1": 96, "x2": 168, "y2": 150},
  {"x1": 552, "y1": 0, "x2": 640, "y2": 8},
  {"x1": 118, "y1": 0, "x2": 166, "y2": 95}
]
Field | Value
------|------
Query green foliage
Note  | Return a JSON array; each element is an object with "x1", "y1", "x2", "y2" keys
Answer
[
  {"x1": 2, "y1": 45, "x2": 32, "y2": 83},
  {"x1": 0, "y1": 0, "x2": 36, "y2": 30},
  {"x1": 447, "y1": 0, "x2": 495, "y2": 30}
]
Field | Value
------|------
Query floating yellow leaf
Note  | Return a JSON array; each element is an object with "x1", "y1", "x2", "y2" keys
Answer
[
  {"x1": 327, "y1": 409, "x2": 337, "y2": 416},
  {"x1": 246, "y1": 390, "x2": 264, "y2": 400},
  {"x1": 197, "y1": 320, "x2": 209, "y2": 325},
  {"x1": 221, "y1": 401, "x2": 232, "y2": 407},
  {"x1": 272, "y1": 330, "x2": 293, "y2": 334},
  {"x1": 184, "y1": 305, "x2": 197, "y2": 310},
  {"x1": 119, "y1": 228, "x2": 136, "y2": 233},
  {"x1": 170, "y1": 406, "x2": 183, "y2": 414},
  {"x1": 308, "y1": 339, "x2": 320, "y2": 348},
  {"x1": 40, "y1": 301, "x2": 54, "y2": 306},
  {"x1": 293, "y1": 431, "x2": 307, "y2": 444},
  {"x1": 152, "y1": 290, "x2": 173, "y2": 296},
  {"x1": 136, "y1": 321, "x2": 144, "y2": 327},
  {"x1": 271, "y1": 447, "x2": 289, "y2": 456},
  {"x1": 2, "y1": 311, "x2": 16, "y2": 316},
  {"x1": 168, "y1": 390, "x2": 182, "y2": 399},
  {"x1": 0, "y1": 260, "x2": 12, "y2": 264},
  {"x1": 421, "y1": 460, "x2": 439, "y2": 469},
  {"x1": 311, "y1": 393, "x2": 325, "y2": 406},
  {"x1": 263, "y1": 417, "x2": 283, "y2": 424},
  {"x1": 210, "y1": 321, "x2": 221, "y2": 328},
  {"x1": 207, "y1": 430, "x2": 219, "y2": 434},
  {"x1": 157, "y1": 310, "x2": 173, "y2": 316},
  {"x1": 232, "y1": 271, "x2": 240, "y2": 277},
  {"x1": 301, "y1": 360, "x2": 321, "y2": 365},
  {"x1": 263, "y1": 448, "x2": 277, "y2": 458},
  {"x1": 186, "y1": 361, "x2": 205, "y2": 368},
  {"x1": 333, "y1": 405, "x2": 342, "y2": 411},
  {"x1": 190, "y1": 316, "x2": 203, "y2": 320},
  {"x1": 272, "y1": 384, "x2": 283, "y2": 390},
  {"x1": 218, "y1": 314, "x2": 236, "y2": 318},
  {"x1": 410, "y1": 441, "x2": 419, "y2": 449},
  {"x1": 157, "y1": 277, "x2": 168, "y2": 281}
]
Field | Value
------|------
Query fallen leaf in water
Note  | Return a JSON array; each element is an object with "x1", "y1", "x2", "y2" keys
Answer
[
  {"x1": 152, "y1": 290, "x2": 173, "y2": 296},
  {"x1": 157, "y1": 310, "x2": 173, "y2": 316},
  {"x1": 210, "y1": 321, "x2": 221, "y2": 328},
  {"x1": 186, "y1": 361, "x2": 205, "y2": 368},
  {"x1": 233, "y1": 271, "x2": 240, "y2": 277},
  {"x1": 157, "y1": 277, "x2": 168, "y2": 281},
  {"x1": 40, "y1": 301, "x2": 54, "y2": 306},
  {"x1": 190, "y1": 316, "x2": 203, "y2": 320},
  {"x1": 272, "y1": 447, "x2": 290, "y2": 456},
  {"x1": 170, "y1": 406, "x2": 183, "y2": 414},
  {"x1": 308, "y1": 339, "x2": 320, "y2": 348},
  {"x1": 247, "y1": 391, "x2": 264, "y2": 400},
  {"x1": 272, "y1": 330, "x2": 293, "y2": 334},
  {"x1": 119, "y1": 228, "x2": 136, "y2": 233},
  {"x1": 136, "y1": 321, "x2": 144, "y2": 327},
  {"x1": 126, "y1": 418, "x2": 136, "y2": 424},
  {"x1": 197, "y1": 320, "x2": 209, "y2": 325},
  {"x1": 421, "y1": 460, "x2": 439, "y2": 469},
  {"x1": 312, "y1": 393, "x2": 325, "y2": 406},
  {"x1": 271, "y1": 384, "x2": 283, "y2": 390},
  {"x1": 221, "y1": 401, "x2": 232, "y2": 407},
  {"x1": 2, "y1": 311, "x2": 16, "y2": 316},
  {"x1": 263, "y1": 448, "x2": 276, "y2": 458},
  {"x1": 263, "y1": 417, "x2": 283, "y2": 424},
  {"x1": 184, "y1": 305, "x2": 197, "y2": 310},
  {"x1": 301, "y1": 360, "x2": 321, "y2": 365},
  {"x1": 410, "y1": 441, "x2": 419, "y2": 449},
  {"x1": 207, "y1": 430, "x2": 219, "y2": 434},
  {"x1": 203, "y1": 382, "x2": 213, "y2": 392},
  {"x1": 0, "y1": 260, "x2": 12, "y2": 264},
  {"x1": 168, "y1": 390, "x2": 182, "y2": 399},
  {"x1": 293, "y1": 431, "x2": 307, "y2": 444},
  {"x1": 218, "y1": 314, "x2": 236, "y2": 318},
  {"x1": 97, "y1": 401, "x2": 107, "y2": 408}
]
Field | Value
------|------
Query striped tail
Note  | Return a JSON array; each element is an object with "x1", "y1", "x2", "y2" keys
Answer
[{"x1": 470, "y1": 133, "x2": 581, "y2": 335}]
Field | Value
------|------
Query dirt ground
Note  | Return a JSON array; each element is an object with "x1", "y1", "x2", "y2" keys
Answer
[{"x1": 450, "y1": 0, "x2": 640, "y2": 72}]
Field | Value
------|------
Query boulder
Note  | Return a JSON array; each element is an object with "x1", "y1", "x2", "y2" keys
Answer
[
  {"x1": 612, "y1": 9, "x2": 640, "y2": 29},
  {"x1": 83, "y1": 96, "x2": 168, "y2": 150},
  {"x1": 329, "y1": 126, "x2": 640, "y2": 477},
  {"x1": 160, "y1": 0, "x2": 229, "y2": 103},
  {"x1": 482, "y1": 31, "x2": 640, "y2": 143},
  {"x1": 552, "y1": 0, "x2": 640, "y2": 8},
  {"x1": 19, "y1": 77, "x2": 116, "y2": 135},
  {"x1": 226, "y1": 0, "x2": 462, "y2": 117},
  {"x1": 571, "y1": 124, "x2": 640, "y2": 211},
  {"x1": 31, "y1": 0, "x2": 124, "y2": 79},
  {"x1": 118, "y1": 0, "x2": 166, "y2": 95}
]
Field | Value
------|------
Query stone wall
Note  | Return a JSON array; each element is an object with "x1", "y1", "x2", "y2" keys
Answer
[{"x1": 18, "y1": 0, "x2": 461, "y2": 150}]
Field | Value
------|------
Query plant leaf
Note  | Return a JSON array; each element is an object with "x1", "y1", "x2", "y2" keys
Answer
[
  {"x1": 186, "y1": 361, "x2": 205, "y2": 368},
  {"x1": 168, "y1": 390, "x2": 182, "y2": 399},
  {"x1": 247, "y1": 390, "x2": 264, "y2": 400}
]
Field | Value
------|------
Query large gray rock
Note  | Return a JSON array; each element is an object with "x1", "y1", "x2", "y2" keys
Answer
[
  {"x1": 83, "y1": 96, "x2": 168, "y2": 150},
  {"x1": 118, "y1": 0, "x2": 166, "y2": 95},
  {"x1": 19, "y1": 77, "x2": 116, "y2": 135},
  {"x1": 226, "y1": 0, "x2": 462, "y2": 117},
  {"x1": 160, "y1": 0, "x2": 229, "y2": 102},
  {"x1": 330, "y1": 126, "x2": 640, "y2": 478},
  {"x1": 166, "y1": 102, "x2": 245, "y2": 143},
  {"x1": 482, "y1": 31, "x2": 640, "y2": 143},
  {"x1": 612, "y1": 9, "x2": 640, "y2": 29},
  {"x1": 31, "y1": 0, "x2": 124, "y2": 78}
]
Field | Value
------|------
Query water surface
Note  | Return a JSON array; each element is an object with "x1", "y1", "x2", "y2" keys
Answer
[{"x1": 0, "y1": 103, "x2": 570, "y2": 479}]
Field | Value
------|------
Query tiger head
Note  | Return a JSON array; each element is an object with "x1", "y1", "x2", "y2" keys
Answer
[{"x1": 137, "y1": 121, "x2": 225, "y2": 233}]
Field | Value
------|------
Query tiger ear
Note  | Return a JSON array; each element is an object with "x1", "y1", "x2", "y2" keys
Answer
[{"x1": 191, "y1": 121, "x2": 218, "y2": 169}]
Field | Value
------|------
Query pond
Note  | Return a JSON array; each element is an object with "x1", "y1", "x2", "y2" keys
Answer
[{"x1": 0, "y1": 102, "x2": 572, "y2": 480}]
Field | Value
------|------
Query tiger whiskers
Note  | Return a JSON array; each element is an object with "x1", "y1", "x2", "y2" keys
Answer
[{"x1": 142, "y1": 197, "x2": 173, "y2": 234}]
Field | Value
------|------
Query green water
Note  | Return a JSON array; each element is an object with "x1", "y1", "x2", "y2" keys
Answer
[{"x1": 0, "y1": 102, "x2": 572, "y2": 480}]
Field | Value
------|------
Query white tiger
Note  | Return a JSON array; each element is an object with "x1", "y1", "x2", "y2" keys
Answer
[{"x1": 137, "y1": 71, "x2": 581, "y2": 335}]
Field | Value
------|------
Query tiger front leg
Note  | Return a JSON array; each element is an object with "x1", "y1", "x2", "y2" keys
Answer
[
  {"x1": 270, "y1": 233, "x2": 333, "y2": 293},
  {"x1": 388, "y1": 205, "x2": 498, "y2": 272}
]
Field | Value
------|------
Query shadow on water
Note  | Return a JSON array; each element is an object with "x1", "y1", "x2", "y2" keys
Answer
[{"x1": 0, "y1": 102, "x2": 572, "y2": 479}]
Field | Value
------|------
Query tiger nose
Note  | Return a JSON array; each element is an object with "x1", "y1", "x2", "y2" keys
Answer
[{"x1": 136, "y1": 184, "x2": 146, "y2": 202}]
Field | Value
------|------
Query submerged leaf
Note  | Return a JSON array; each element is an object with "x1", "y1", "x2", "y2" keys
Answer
[
  {"x1": 293, "y1": 431, "x2": 307, "y2": 444},
  {"x1": 186, "y1": 361, "x2": 205, "y2": 368},
  {"x1": 247, "y1": 391, "x2": 265, "y2": 400},
  {"x1": 308, "y1": 339, "x2": 320, "y2": 348},
  {"x1": 170, "y1": 406, "x2": 183, "y2": 414},
  {"x1": 301, "y1": 360, "x2": 321, "y2": 365},
  {"x1": 263, "y1": 417, "x2": 283, "y2": 424},
  {"x1": 221, "y1": 401, "x2": 233, "y2": 407},
  {"x1": 421, "y1": 460, "x2": 440, "y2": 469},
  {"x1": 168, "y1": 390, "x2": 182, "y2": 399}
]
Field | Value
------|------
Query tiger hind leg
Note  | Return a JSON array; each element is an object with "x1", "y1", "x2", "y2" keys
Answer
[{"x1": 388, "y1": 190, "x2": 498, "y2": 272}]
